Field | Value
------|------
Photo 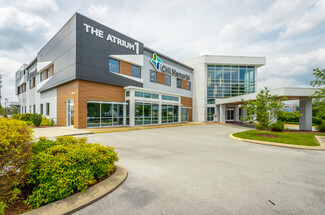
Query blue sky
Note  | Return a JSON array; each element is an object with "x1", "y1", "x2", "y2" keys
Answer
[{"x1": 1, "y1": 0, "x2": 325, "y2": 104}]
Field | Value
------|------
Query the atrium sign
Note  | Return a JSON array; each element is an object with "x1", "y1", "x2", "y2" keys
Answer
[
  {"x1": 151, "y1": 53, "x2": 190, "y2": 81},
  {"x1": 83, "y1": 23, "x2": 140, "y2": 54}
]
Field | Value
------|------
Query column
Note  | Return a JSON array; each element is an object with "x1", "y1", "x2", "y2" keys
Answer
[
  {"x1": 299, "y1": 98, "x2": 312, "y2": 131},
  {"x1": 214, "y1": 105, "x2": 220, "y2": 122},
  {"x1": 129, "y1": 91, "x2": 135, "y2": 126},
  {"x1": 235, "y1": 105, "x2": 240, "y2": 122},
  {"x1": 158, "y1": 102, "x2": 162, "y2": 124},
  {"x1": 219, "y1": 104, "x2": 226, "y2": 123},
  {"x1": 178, "y1": 105, "x2": 182, "y2": 123}
]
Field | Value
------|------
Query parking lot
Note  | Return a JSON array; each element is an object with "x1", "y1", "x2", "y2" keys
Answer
[{"x1": 74, "y1": 124, "x2": 325, "y2": 215}]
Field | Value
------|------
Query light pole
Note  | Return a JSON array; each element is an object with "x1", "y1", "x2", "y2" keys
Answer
[{"x1": 5, "y1": 98, "x2": 8, "y2": 115}]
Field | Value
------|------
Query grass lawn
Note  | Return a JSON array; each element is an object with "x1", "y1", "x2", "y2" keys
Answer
[{"x1": 232, "y1": 130, "x2": 324, "y2": 146}]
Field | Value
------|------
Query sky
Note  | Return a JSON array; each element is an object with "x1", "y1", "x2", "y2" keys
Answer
[{"x1": 1, "y1": 0, "x2": 325, "y2": 105}]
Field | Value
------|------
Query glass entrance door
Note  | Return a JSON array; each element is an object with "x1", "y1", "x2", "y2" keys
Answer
[
  {"x1": 207, "y1": 107, "x2": 215, "y2": 121},
  {"x1": 67, "y1": 99, "x2": 74, "y2": 127},
  {"x1": 226, "y1": 108, "x2": 235, "y2": 121}
]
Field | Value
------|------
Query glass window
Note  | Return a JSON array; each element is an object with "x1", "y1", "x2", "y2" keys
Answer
[
  {"x1": 151, "y1": 94, "x2": 159, "y2": 99},
  {"x1": 109, "y1": 58, "x2": 120, "y2": 73},
  {"x1": 207, "y1": 107, "x2": 215, "y2": 121},
  {"x1": 40, "y1": 104, "x2": 43, "y2": 115},
  {"x1": 40, "y1": 72, "x2": 43, "y2": 82},
  {"x1": 165, "y1": 75, "x2": 171, "y2": 86},
  {"x1": 131, "y1": 65, "x2": 141, "y2": 78},
  {"x1": 177, "y1": 78, "x2": 182, "y2": 88},
  {"x1": 144, "y1": 92, "x2": 151, "y2": 98},
  {"x1": 173, "y1": 106, "x2": 178, "y2": 122},
  {"x1": 162, "y1": 105, "x2": 168, "y2": 123},
  {"x1": 231, "y1": 66, "x2": 239, "y2": 80},
  {"x1": 173, "y1": 97, "x2": 179, "y2": 101},
  {"x1": 168, "y1": 96, "x2": 174, "y2": 101},
  {"x1": 144, "y1": 104, "x2": 151, "y2": 124},
  {"x1": 181, "y1": 108, "x2": 188, "y2": 122},
  {"x1": 125, "y1": 91, "x2": 130, "y2": 97},
  {"x1": 187, "y1": 81, "x2": 191, "y2": 90},
  {"x1": 162, "y1": 95, "x2": 168, "y2": 100},
  {"x1": 33, "y1": 77, "x2": 35, "y2": 88},
  {"x1": 168, "y1": 105, "x2": 174, "y2": 123},
  {"x1": 46, "y1": 103, "x2": 50, "y2": 115},
  {"x1": 152, "y1": 104, "x2": 159, "y2": 124},
  {"x1": 46, "y1": 69, "x2": 49, "y2": 79},
  {"x1": 240, "y1": 66, "x2": 246, "y2": 81},
  {"x1": 150, "y1": 70, "x2": 157, "y2": 83},
  {"x1": 135, "y1": 91, "x2": 143, "y2": 97}
]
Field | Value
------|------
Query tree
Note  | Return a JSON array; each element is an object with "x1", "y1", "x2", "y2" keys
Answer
[
  {"x1": 0, "y1": 104, "x2": 3, "y2": 115},
  {"x1": 242, "y1": 87, "x2": 286, "y2": 131},
  {"x1": 310, "y1": 68, "x2": 325, "y2": 119}
]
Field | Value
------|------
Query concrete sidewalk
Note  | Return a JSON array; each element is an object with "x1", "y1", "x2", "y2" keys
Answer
[{"x1": 33, "y1": 126, "x2": 93, "y2": 138}]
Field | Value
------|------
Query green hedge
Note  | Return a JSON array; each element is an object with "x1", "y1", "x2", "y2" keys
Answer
[
  {"x1": 11, "y1": 113, "x2": 53, "y2": 126},
  {"x1": 25, "y1": 136, "x2": 119, "y2": 208}
]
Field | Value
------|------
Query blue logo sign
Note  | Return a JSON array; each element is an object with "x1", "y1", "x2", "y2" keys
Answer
[{"x1": 151, "y1": 53, "x2": 162, "y2": 70}]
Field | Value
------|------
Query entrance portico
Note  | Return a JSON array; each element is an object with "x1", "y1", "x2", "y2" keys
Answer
[{"x1": 215, "y1": 87, "x2": 319, "y2": 131}]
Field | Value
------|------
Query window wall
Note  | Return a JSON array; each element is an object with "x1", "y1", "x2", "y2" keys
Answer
[
  {"x1": 135, "y1": 102, "x2": 159, "y2": 125},
  {"x1": 161, "y1": 105, "x2": 178, "y2": 123},
  {"x1": 207, "y1": 65, "x2": 255, "y2": 104},
  {"x1": 207, "y1": 107, "x2": 214, "y2": 121},
  {"x1": 87, "y1": 102, "x2": 124, "y2": 127}
]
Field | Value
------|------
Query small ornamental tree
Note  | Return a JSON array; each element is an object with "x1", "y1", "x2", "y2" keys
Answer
[
  {"x1": 310, "y1": 68, "x2": 325, "y2": 119},
  {"x1": 242, "y1": 87, "x2": 286, "y2": 131}
]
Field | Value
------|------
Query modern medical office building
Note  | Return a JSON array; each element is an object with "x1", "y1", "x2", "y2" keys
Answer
[{"x1": 15, "y1": 13, "x2": 266, "y2": 129}]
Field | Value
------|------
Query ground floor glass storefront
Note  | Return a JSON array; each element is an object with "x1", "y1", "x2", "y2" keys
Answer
[
  {"x1": 135, "y1": 102, "x2": 159, "y2": 125},
  {"x1": 181, "y1": 108, "x2": 189, "y2": 122},
  {"x1": 87, "y1": 101, "x2": 124, "y2": 127},
  {"x1": 162, "y1": 105, "x2": 178, "y2": 123}
]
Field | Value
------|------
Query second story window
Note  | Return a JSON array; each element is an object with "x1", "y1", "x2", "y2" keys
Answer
[
  {"x1": 177, "y1": 78, "x2": 182, "y2": 88},
  {"x1": 109, "y1": 58, "x2": 120, "y2": 73},
  {"x1": 45, "y1": 69, "x2": 49, "y2": 79},
  {"x1": 150, "y1": 70, "x2": 157, "y2": 83},
  {"x1": 131, "y1": 65, "x2": 141, "y2": 78},
  {"x1": 40, "y1": 72, "x2": 43, "y2": 82},
  {"x1": 165, "y1": 75, "x2": 171, "y2": 86},
  {"x1": 187, "y1": 81, "x2": 191, "y2": 91}
]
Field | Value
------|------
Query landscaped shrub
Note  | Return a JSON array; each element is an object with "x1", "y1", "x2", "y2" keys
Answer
[
  {"x1": 255, "y1": 123, "x2": 265, "y2": 130},
  {"x1": 312, "y1": 117, "x2": 322, "y2": 125},
  {"x1": 316, "y1": 123, "x2": 325, "y2": 132},
  {"x1": 269, "y1": 122, "x2": 285, "y2": 132},
  {"x1": 277, "y1": 111, "x2": 300, "y2": 122},
  {"x1": 0, "y1": 118, "x2": 33, "y2": 206},
  {"x1": 19, "y1": 113, "x2": 34, "y2": 122},
  {"x1": 40, "y1": 116, "x2": 53, "y2": 126},
  {"x1": 32, "y1": 114, "x2": 42, "y2": 127},
  {"x1": 11, "y1": 113, "x2": 22, "y2": 120},
  {"x1": 25, "y1": 136, "x2": 119, "y2": 209}
]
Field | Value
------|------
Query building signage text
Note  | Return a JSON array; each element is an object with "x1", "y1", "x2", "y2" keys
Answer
[
  {"x1": 151, "y1": 53, "x2": 190, "y2": 81},
  {"x1": 83, "y1": 23, "x2": 140, "y2": 54}
]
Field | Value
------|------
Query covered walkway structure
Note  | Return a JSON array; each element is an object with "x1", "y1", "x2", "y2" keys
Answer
[{"x1": 215, "y1": 87, "x2": 319, "y2": 131}]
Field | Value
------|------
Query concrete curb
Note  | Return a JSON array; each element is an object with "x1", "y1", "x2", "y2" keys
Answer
[
  {"x1": 23, "y1": 164, "x2": 128, "y2": 215},
  {"x1": 229, "y1": 133, "x2": 325, "y2": 151},
  {"x1": 84, "y1": 122, "x2": 209, "y2": 134}
]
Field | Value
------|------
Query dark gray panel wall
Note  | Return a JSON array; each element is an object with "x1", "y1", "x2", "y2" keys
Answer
[
  {"x1": 37, "y1": 14, "x2": 77, "y2": 91},
  {"x1": 75, "y1": 13, "x2": 143, "y2": 87}
]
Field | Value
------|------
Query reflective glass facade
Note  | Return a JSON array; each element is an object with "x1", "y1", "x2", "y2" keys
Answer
[
  {"x1": 207, "y1": 65, "x2": 255, "y2": 104},
  {"x1": 87, "y1": 102, "x2": 123, "y2": 127}
]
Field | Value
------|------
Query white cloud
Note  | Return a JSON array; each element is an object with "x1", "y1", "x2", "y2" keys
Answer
[
  {"x1": 16, "y1": 0, "x2": 59, "y2": 14},
  {"x1": 0, "y1": 6, "x2": 51, "y2": 50}
]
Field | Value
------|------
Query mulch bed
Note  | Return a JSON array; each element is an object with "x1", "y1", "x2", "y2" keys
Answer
[
  {"x1": 256, "y1": 134, "x2": 279, "y2": 138},
  {"x1": 5, "y1": 167, "x2": 116, "y2": 215}
]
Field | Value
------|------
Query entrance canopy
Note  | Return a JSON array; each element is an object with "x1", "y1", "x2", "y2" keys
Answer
[{"x1": 215, "y1": 87, "x2": 320, "y2": 131}]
